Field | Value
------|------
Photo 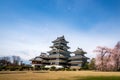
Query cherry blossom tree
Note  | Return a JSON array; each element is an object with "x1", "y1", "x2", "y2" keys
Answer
[{"x1": 94, "y1": 41, "x2": 120, "y2": 71}]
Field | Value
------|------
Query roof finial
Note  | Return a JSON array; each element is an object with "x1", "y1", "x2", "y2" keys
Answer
[
  {"x1": 115, "y1": 41, "x2": 120, "y2": 49},
  {"x1": 62, "y1": 35, "x2": 64, "y2": 38}
]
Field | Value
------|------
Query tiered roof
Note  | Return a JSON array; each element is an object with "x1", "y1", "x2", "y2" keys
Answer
[
  {"x1": 30, "y1": 53, "x2": 49, "y2": 62},
  {"x1": 69, "y1": 56, "x2": 88, "y2": 60},
  {"x1": 48, "y1": 36, "x2": 70, "y2": 65},
  {"x1": 30, "y1": 57, "x2": 42, "y2": 61},
  {"x1": 73, "y1": 48, "x2": 86, "y2": 55},
  {"x1": 52, "y1": 36, "x2": 69, "y2": 43},
  {"x1": 48, "y1": 49, "x2": 70, "y2": 54},
  {"x1": 50, "y1": 44, "x2": 70, "y2": 49},
  {"x1": 49, "y1": 53, "x2": 66, "y2": 59},
  {"x1": 50, "y1": 36, "x2": 70, "y2": 50},
  {"x1": 68, "y1": 61, "x2": 83, "y2": 64},
  {"x1": 48, "y1": 36, "x2": 70, "y2": 55},
  {"x1": 69, "y1": 48, "x2": 89, "y2": 65}
]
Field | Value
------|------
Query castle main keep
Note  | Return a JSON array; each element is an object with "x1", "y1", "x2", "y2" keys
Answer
[{"x1": 30, "y1": 36, "x2": 89, "y2": 69}]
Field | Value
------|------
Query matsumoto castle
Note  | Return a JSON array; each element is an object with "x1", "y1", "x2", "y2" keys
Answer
[{"x1": 30, "y1": 36, "x2": 89, "y2": 69}]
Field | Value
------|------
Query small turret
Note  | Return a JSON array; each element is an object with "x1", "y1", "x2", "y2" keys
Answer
[
  {"x1": 115, "y1": 41, "x2": 120, "y2": 49},
  {"x1": 69, "y1": 48, "x2": 89, "y2": 69}
]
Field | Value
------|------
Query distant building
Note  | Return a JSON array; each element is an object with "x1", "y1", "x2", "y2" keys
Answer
[{"x1": 30, "y1": 36, "x2": 89, "y2": 69}]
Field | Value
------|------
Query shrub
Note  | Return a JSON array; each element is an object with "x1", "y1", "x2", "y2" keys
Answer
[
  {"x1": 50, "y1": 66, "x2": 56, "y2": 71},
  {"x1": 72, "y1": 68, "x2": 77, "y2": 71},
  {"x1": 44, "y1": 68, "x2": 49, "y2": 70},
  {"x1": 78, "y1": 68, "x2": 81, "y2": 71},
  {"x1": 0, "y1": 66, "x2": 5, "y2": 71},
  {"x1": 60, "y1": 68, "x2": 65, "y2": 71},
  {"x1": 65, "y1": 68, "x2": 71, "y2": 71}
]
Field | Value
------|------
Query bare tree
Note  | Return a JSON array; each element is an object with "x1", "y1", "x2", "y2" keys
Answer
[
  {"x1": 0, "y1": 56, "x2": 11, "y2": 66},
  {"x1": 12, "y1": 56, "x2": 21, "y2": 66}
]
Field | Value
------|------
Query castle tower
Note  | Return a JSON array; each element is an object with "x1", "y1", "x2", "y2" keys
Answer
[
  {"x1": 48, "y1": 36, "x2": 70, "y2": 68},
  {"x1": 69, "y1": 48, "x2": 89, "y2": 69}
]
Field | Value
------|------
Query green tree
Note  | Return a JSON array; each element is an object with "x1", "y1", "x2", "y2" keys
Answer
[
  {"x1": 82, "y1": 62, "x2": 89, "y2": 70},
  {"x1": 88, "y1": 58, "x2": 95, "y2": 70},
  {"x1": 50, "y1": 66, "x2": 56, "y2": 71}
]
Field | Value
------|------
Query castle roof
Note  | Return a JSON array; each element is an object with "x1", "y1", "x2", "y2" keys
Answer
[
  {"x1": 48, "y1": 49, "x2": 70, "y2": 54},
  {"x1": 29, "y1": 57, "x2": 42, "y2": 61},
  {"x1": 73, "y1": 48, "x2": 86, "y2": 54},
  {"x1": 68, "y1": 61, "x2": 83, "y2": 64},
  {"x1": 29, "y1": 53, "x2": 49, "y2": 61},
  {"x1": 50, "y1": 44, "x2": 70, "y2": 49},
  {"x1": 49, "y1": 53, "x2": 66, "y2": 58},
  {"x1": 52, "y1": 36, "x2": 69, "y2": 43},
  {"x1": 69, "y1": 55, "x2": 88, "y2": 60}
]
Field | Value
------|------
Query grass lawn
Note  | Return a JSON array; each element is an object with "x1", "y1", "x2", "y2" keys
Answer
[
  {"x1": 75, "y1": 76, "x2": 120, "y2": 80},
  {"x1": 0, "y1": 71, "x2": 120, "y2": 80}
]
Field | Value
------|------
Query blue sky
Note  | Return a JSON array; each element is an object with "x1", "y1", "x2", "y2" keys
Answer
[{"x1": 0, "y1": 0, "x2": 120, "y2": 63}]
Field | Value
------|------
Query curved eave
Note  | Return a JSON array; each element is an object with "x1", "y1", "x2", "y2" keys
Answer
[
  {"x1": 69, "y1": 56, "x2": 83, "y2": 60},
  {"x1": 69, "y1": 61, "x2": 83, "y2": 64},
  {"x1": 50, "y1": 45, "x2": 70, "y2": 49},
  {"x1": 49, "y1": 59, "x2": 67, "y2": 61},
  {"x1": 30, "y1": 59, "x2": 41, "y2": 62},
  {"x1": 42, "y1": 57, "x2": 49, "y2": 59},
  {"x1": 72, "y1": 51, "x2": 87, "y2": 55},
  {"x1": 69, "y1": 58, "x2": 83, "y2": 60},
  {"x1": 49, "y1": 57, "x2": 66, "y2": 59},
  {"x1": 29, "y1": 58, "x2": 34, "y2": 61},
  {"x1": 49, "y1": 61, "x2": 66, "y2": 63},
  {"x1": 52, "y1": 40, "x2": 69, "y2": 43},
  {"x1": 49, "y1": 54, "x2": 66, "y2": 59},
  {"x1": 48, "y1": 49, "x2": 70, "y2": 54},
  {"x1": 47, "y1": 50, "x2": 57, "y2": 53},
  {"x1": 69, "y1": 63, "x2": 82, "y2": 64}
]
